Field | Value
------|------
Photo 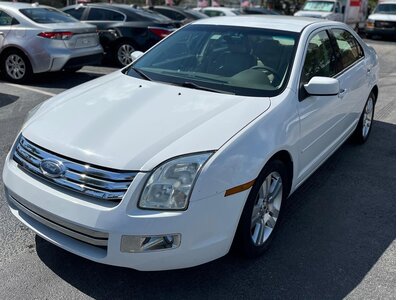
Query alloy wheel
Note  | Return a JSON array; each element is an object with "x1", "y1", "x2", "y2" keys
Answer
[
  {"x1": 251, "y1": 171, "x2": 282, "y2": 246},
  {"x1": 362, "y1": 96, "x2": 374, "y2": 139},
  {"x1": 5, "y1": 54, "x2": 26, "y2": 80},
  {"x1": 117, "y1": 44, "x2": 135, "y2": 66}
]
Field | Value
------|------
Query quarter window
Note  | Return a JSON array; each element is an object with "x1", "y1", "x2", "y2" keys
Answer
[
  {"x1": 87, "y1": 8, "x2": 124, "y2": 21},
  {"x1": 301, "y1": 30, "x2": 335, "y2": 84},
  {"x1": 0, "y1": 10, "x2": 12, "y2": 26},
  {"x1": 331, "y1": 29, "x2": 364, "y2": 71}
]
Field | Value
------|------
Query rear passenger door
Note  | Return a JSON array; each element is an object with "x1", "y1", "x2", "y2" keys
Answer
[
  {"x1": 84, "y1": 8, "x2": 126, "y2": 50},
  {"x1": 329, "y1": 28, "x2": 367, "y2": 128}
]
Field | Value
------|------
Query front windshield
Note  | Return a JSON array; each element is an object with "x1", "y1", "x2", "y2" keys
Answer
[
  {"x1": 374, "y1": 3, "x2": 396, "y2": 14},
  {"x1": 127, "y1": 25, "x2": 298, "y2": 97},
  {"x1": 303, "y1": 1, "x2": 334, "y2": 12}
]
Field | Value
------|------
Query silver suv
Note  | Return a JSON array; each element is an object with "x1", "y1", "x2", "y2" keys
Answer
[{"x1": 0, "y1": 2, "x2": 103, "y2": 82}]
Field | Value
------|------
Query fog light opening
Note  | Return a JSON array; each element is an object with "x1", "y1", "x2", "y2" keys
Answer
[{"x1": 121, "y1": 234, "x2": 181, "y2": 253}]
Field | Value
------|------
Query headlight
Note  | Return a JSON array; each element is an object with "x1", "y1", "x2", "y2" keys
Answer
[
  {"x1": 366, "y1": 19, "x2": 375, "y2": 28},
  {"x1": 23, "y1": 102, "x2": 43, "y2": 126},
  {"x1": 138, "y1": 152, "x2": 213, "y2": 210}
]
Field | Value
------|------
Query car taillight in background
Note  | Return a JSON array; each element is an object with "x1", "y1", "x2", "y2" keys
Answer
[
  {"x1": 148, "y1": 27, "x2": 174, "y2": 39},
  {"x1": 38, "y1": 32, "x2": 74, "y2": 40}
]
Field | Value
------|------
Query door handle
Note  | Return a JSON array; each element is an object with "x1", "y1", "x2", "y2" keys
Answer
[
  {"x1": 0, "y1": 32, "x2": 4, "y2": 36},
  {"x1": 338, "y1": 88, "x2": 347, "y2": 99},
  {"x1": 367, "y1": 68, "x2": 371, "y2": 74}
]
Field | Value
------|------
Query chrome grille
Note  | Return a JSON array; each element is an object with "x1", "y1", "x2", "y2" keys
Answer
[
  {"x1": 13, "y1": 135, "x2": 137, "y2": 201},
  {"x1": 375, "y1": 21, "x2": 395, "y2": 28}
]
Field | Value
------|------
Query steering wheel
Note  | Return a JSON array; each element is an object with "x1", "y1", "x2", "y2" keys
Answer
[{"x1": 251, "y1": 66, "x2": 282, "y2": 84}]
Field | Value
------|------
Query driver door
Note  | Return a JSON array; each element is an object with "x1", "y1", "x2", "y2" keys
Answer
[{"x1": 296, "y1": 29, "x2": 344, "y2": 183}]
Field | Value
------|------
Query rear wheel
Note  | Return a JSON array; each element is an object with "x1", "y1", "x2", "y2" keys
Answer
[
  {"x1": 352, "y1": 92, "x2": 376, "y2": 143},
  {"x1": 234, "y1": 160, "x2": 288, "y2": 258},
  {"x1": 115, "y1": 42, "x2": 135, "y2": 67},
  {"x1": 1, "y1": 50, "x2": 32, "y2": 83}
]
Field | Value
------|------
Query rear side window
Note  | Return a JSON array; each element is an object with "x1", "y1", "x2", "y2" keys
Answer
[
  {"x1": 204, "y1": 10, "x2": 225, "y2": 17},
  {"x1": 87, "y1": 8, "x2": 125, "y2": 21},
  {"x1": 20, "y1": 8, "x2": 77, "y2": 23},
  {"x1": 331, "y1": 29, "x2": 363, "y2": 71},
  {"x1": 64, "y1": 7, "x2": 85, "y2": 20},
  {"x1": 301, "y1": 30, "x2": 335, "y2": 84},
  {"x1": 155, "y1": 8, "x2": 185, "y2": 21},
  {"x1": 0, "y1": 10, "x2": 13, "y2": 25}
]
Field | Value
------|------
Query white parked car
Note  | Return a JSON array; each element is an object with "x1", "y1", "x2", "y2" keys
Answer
[
  {"x1": 3, "y1": 16, "x2": 379, "y2": 271},
  {"x1": 197, "y1": 7, "x2": 241, "y2": 17}
]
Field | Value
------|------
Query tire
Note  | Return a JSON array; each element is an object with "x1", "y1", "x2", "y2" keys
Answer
[
  {"x1": 0, "y1": 49, "x2": 32, "y2": 83},
  {"x1": 234, "y1": 159, "x2": 289, "y2": 258},
  {"x1": 365, "y1": 33, "x2": 372, "y2": 39},
  {"x1": 114, "y1": 41, "x2": 135, "y2": 67},
  {"x1": 352, "y1": 92, "x2": 376, "y2": 144}
]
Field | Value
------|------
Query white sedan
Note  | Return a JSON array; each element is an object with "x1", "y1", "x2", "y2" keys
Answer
[{"x1": 3, "y1": 16, "x2": 379, "y2": 271}]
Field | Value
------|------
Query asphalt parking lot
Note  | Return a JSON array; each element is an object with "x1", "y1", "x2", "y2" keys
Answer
[{"x1": 0, "y1": 37, "x2": 395, "y2": 299}]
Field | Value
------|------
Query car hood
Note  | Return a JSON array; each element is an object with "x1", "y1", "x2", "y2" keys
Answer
[
  {"x1": 368, "y1": 13, "x2": 396, "y2": 21},
  {"x1": 23, "y1": 71, "x2": 271, "y2": 171}
]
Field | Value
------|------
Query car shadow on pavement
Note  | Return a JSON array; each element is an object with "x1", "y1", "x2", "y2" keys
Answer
[
  {"x1": 35, "y1": 120, "x2": 395, "y2": 299},
  {"x1": 27, "y1": 71, "x2": 105, "y2": 91},
  {"x1": 0, "y1": 93, "x2": 19, "y2": 108}
]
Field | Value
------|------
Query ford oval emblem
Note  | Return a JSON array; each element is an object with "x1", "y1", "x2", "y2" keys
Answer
[{"x1": 40, "y1": 159, "x2": 65, "y2": 178}]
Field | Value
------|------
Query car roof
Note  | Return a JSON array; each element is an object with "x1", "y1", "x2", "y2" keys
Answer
[
  {"x1": 193, "y1": 15, "x2": 324, "y2": 33},
  {"x1": 153, "y1": 6, "x2": 187, "y2": 12},
  {"x1": 202, "y1": 7, "x2": 238, "y2": 11},
  {"x1": 0, "y1": 2, "x2": 53, "y2": 10}
]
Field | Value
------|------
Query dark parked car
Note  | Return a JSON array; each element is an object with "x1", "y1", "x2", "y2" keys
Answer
[
  {"x1": 62, "y1": 4, "x2": 176, "y2": 66},
  {"x1": 147, "y1": 6, "x2": 208, "y2": 26},
  {"x1": 241, "y1": 7, "x2": 281, "y2": 15}
]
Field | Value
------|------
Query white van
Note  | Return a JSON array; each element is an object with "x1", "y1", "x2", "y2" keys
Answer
[{"x1": 294, "y1": 0, "x2": 368, "y2": 30}]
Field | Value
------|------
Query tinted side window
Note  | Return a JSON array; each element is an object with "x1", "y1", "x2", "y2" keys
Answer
[
  {"x1": 87, "y1": 8, "x2": 124, "y2": 21},
  {"x1": 204, "y1": 10, "x2": 225, "y2": 17},
  {"x1": 0, "y1": 10, "x2": 12, "y2": 25},
  {"x1": 155, "y1": 9, "x2": 185, "y2": 21},
  {"x1": 331, "y1": 29, "x2": 364, "y2": 71},
  {"x1": 64, "y1": 7, "x2": 85, "y2": 20},
  {"x1": 301, "y1": 30, "x2": 335, "y2": 84}
]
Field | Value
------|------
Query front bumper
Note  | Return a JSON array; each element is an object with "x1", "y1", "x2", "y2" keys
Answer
[
  {"x1": 365, "y1": 26, "x2": 396, "y2": 37},
  {"x1": 3, "y1": 154, "x2": 246, "y2": 271},
  {"x1": 30, "y1": 45, "x2": 104, "y2": 74}
]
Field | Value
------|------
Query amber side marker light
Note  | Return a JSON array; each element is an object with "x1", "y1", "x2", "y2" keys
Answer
[{"x1": 225, "y1": 179, "x2": 255, "y2": 197}]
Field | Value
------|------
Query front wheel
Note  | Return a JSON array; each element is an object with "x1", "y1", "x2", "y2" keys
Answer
[
  {"x1": 234, "y1": 160, "x2": 288, "y2": 258},
  {"x1": 352, "y1": 92, "x2": 376, "y2": 144}
]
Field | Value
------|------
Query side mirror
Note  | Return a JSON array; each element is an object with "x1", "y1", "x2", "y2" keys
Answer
[
  {"x1": 130, "y1": 51, "x2": 144, "y2": 62},
  {"x1": 304, "y1": 77, "x2": 339, "y2": 96}
]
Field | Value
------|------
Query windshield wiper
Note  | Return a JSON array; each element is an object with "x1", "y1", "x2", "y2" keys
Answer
[
  {"x1": 181, "y1": 81, "x2": 235, "y2": 95},
  {"x1": 131, "y1": 67, "x2": 152, "y2": 81}
]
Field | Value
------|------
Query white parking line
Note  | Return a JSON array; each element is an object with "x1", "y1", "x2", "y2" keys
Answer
[{"x1": 4, "y1": 82, "x2": 56, "y2": 97}]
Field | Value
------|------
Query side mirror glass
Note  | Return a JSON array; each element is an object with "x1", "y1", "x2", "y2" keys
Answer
[
  {"x1": 304, "y1": 76, "x2": 340, "y2": 96},
  {"x1": 130, "y1": 51, "x2": 144, "y2": 62}
]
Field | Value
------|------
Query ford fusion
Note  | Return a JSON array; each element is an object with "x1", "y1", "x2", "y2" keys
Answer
[{"x1": 3, "y1": 16, "x2": 379, "y2": 271}]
